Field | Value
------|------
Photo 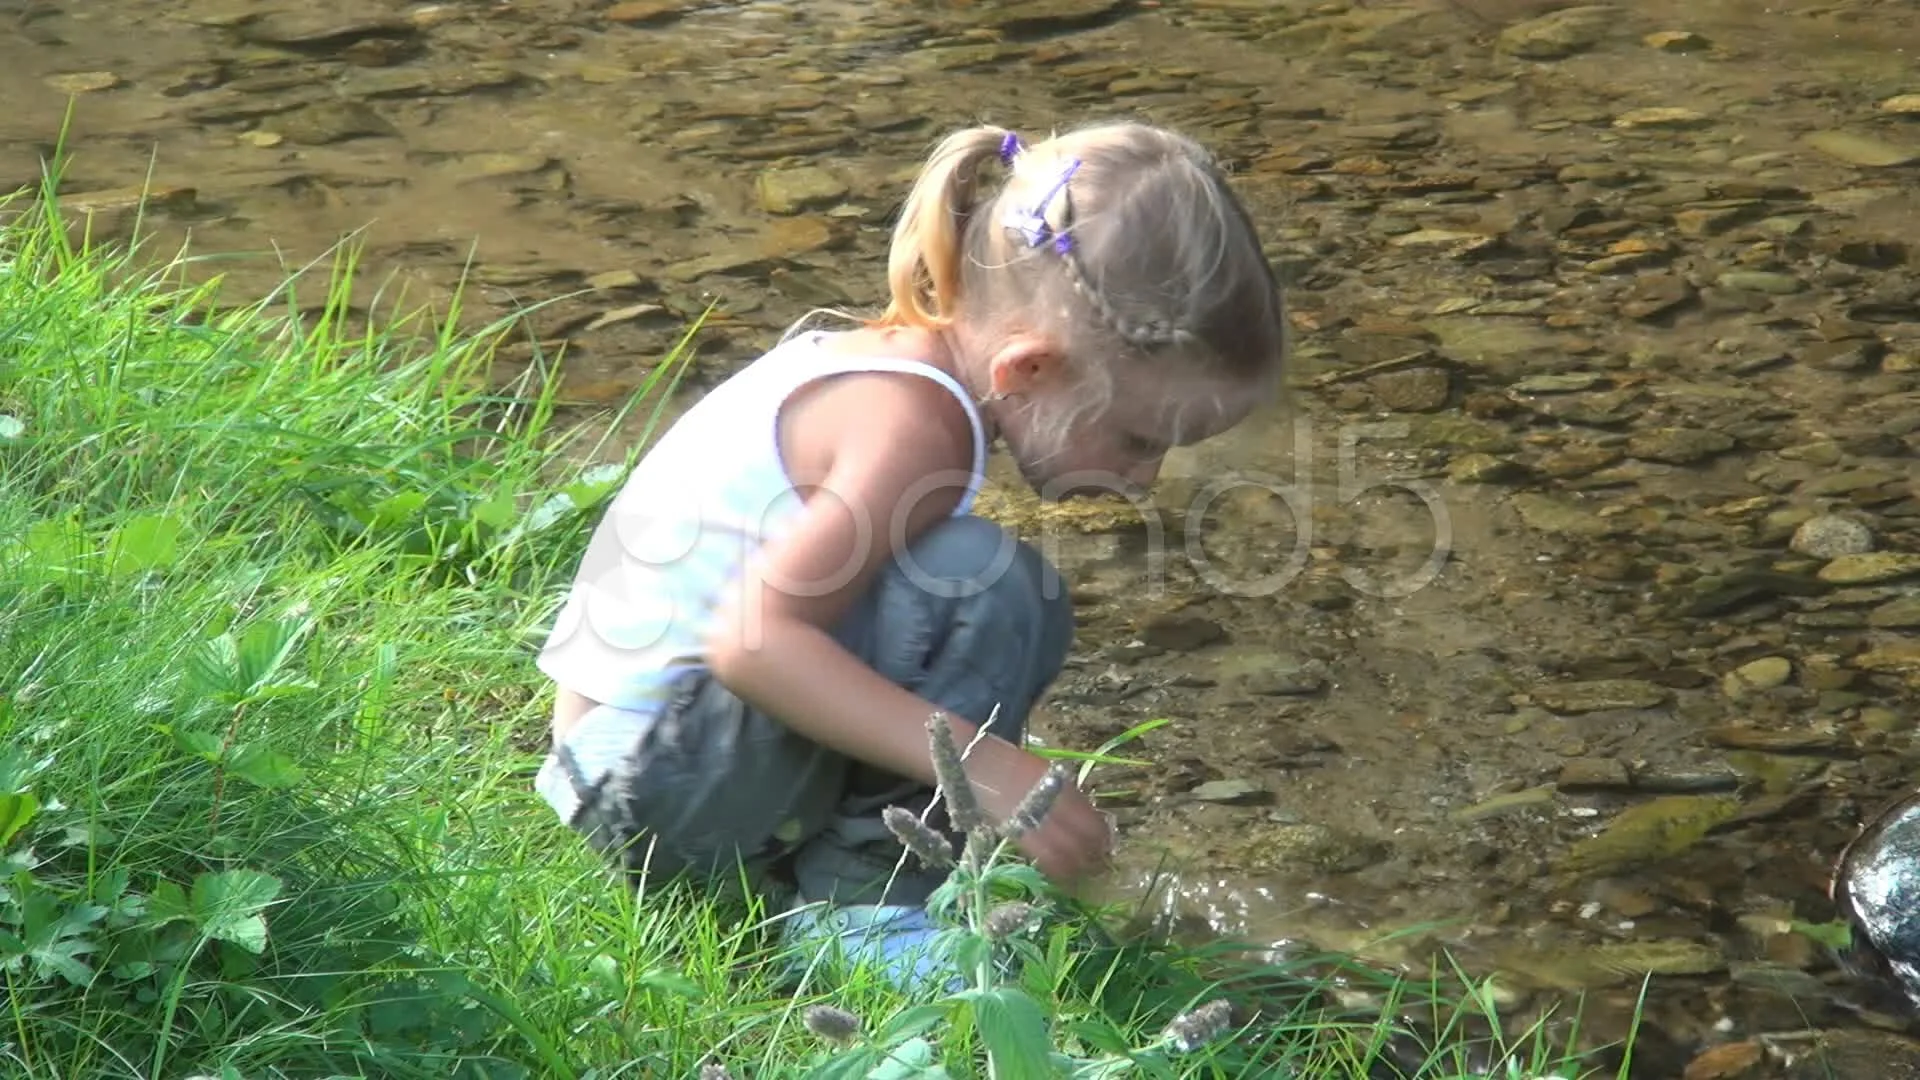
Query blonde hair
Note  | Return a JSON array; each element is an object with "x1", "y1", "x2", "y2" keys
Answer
[{"x1": 876, "y1": 121, "x2": 1286, "y2": 448}]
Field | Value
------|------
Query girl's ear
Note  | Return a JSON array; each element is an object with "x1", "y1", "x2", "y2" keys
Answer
[{"x1": 985, "y1": 335, "x2": 1069, "y2": 397}]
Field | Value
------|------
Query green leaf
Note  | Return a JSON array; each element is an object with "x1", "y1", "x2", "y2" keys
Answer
[
  {"x1": 233, "y1": 615, "x2": 316, "y2": 700},
  {"x1": 147, "y1": 879, "x2": 192, "y2": 926},
  {"x1": 189, "y1": 869, "x2": 282, "y2": 954},
  {"x1": 470, "y1": 492, "x2": 518, "y2": 530},
  {"x1": 164, "y1": 726, "x2": 224, "y2": 761},
  {"x1": 877, "y1": 1002, "x2": 953, "y2": 1044},
  {"x1": 961, "y1": 987, "x2": 1056, "y2": 1080},
  {"x1": 368, "y1": 490, "x2": 430, "y2": 531},
  {"x1": 636, "y1": 965, "x2": 702, "y2": 1000},
  {"x1": 799, "y1": 1047, "x2": 882, "y2": 1080},
  {"x1": 227, "y1": 744, "x2": 304, "y2": 789},
  {"x1": 0, "y1": 792, "x2": 39, "y2": 847},
  {"x1": 104, "y1": 512, "x2": 183, "y2": 577},
  {"x1": 868, "y1": 1037, "x2": 950, "y2": 1080}
]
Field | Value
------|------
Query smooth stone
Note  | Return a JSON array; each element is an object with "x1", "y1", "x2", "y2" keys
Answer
[
  {"x1": 1817, "y1": 552, "x2": 1920, "y2": 585},
  {"x1": 1790, "y1": 514, "x2": 1876, "y2": 559}
]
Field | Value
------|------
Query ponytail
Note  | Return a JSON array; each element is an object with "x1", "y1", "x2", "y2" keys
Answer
[{"x1": 876, "y1": 126, "x2": 1012, "y2": 331}]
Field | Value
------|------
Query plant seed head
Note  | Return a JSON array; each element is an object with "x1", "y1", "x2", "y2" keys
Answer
[{"x1": 802, "y1": 1003, "x2": 863, "y2": 1044}]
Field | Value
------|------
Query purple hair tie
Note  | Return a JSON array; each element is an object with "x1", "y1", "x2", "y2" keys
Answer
[
  {"x1": 1002, "y1": 158, "x2": 1081, "y2": 255},
  {"x1": 998, "y1": 132, "x2": 1021, "y2": 165}
]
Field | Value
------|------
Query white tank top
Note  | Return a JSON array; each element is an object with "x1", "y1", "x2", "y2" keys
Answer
[{"x1": 535, "y1": 330, "x2": 990, "y2": 715}]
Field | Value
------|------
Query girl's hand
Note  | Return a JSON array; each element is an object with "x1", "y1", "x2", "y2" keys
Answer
[{"x1": 970, "y1": 742, "x2": 1115, "y2": 886}]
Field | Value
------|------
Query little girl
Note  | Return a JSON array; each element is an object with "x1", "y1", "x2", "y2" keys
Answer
[{"x1": 532, "y1": 120, "x2": 1287, "y2": 989}]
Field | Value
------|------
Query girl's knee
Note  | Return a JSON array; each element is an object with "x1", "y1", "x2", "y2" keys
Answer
[
  {"x1": 896, "y1": 514, "x2": 1074, "y2": 663},
  {"x1": 900, "y1": 515, "x2": 1064, "y2": 600}
]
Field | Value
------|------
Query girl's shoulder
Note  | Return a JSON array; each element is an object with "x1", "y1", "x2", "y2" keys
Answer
[{"x1": 779, "y1": 326, "x2": 984, "y2": 488}]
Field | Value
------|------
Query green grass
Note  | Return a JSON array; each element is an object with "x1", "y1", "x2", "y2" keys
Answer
[{"x1": 0, "y1": 157, "x2": 1634, "y2": 1080}]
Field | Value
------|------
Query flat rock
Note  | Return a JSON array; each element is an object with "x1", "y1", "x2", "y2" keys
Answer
[
  {"x1": 1628, "y1": 427, "x2": 1735, "y2": 465},
  {"x1": 756, "y1": 166, "x2": 847, "y2": 215},
  {"x1": 1817, "y1": 552, "x2": 1920, "y2": 585},
  {"x1": 1498, "y1": 5, "x2": 1616, "y2": 60},
  {"x1": 1535, "y1": 678, "x2": 1671, "y2": 714},
  {"x1": 1805, "y1": 130, "x2": 1920, "y2": 168}
]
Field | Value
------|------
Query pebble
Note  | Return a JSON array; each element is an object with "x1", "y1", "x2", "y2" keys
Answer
[
  {"x1": 1534, "y1": 679, "x2": 1671, "y2": 714},
  {"x1": 44, "y1": 71, "x2": 123, "y2": 94},
  {"x1": 1614, "y1": 107, "x2": 1711, "y2": 130},
  {"x1": 1497, "y1": 5, "x2": 1616, "y2": 60},
  {"x1": 1137, "y1": 612, "x2": 1226, "y2": 651},
  {"x1": 1627, "y1": 427, "x2": 1735, "y2": 465},
  {"x1": 1644, "y1": 30, "x2": 1711, "y2": 52},
  {"x1": 1191, "y1": 779, "x2": 1269, "y2": 805},
  {"x1": 1716, "y1": 270, "x2": 1803, "y2": 295},
  {"x1": 1789, "y1": 514, "x2": 1875, "y2": 559},
  {"x1": 1817, "y1": 552, "x2": 1920, "y2": 585},
  {"x1": 755, "y1": 166, "x2": 848, "y2": 214},
  {"x1": 1870, "y1": 596, "x2": 1920, "y2": 630},
  {"x1": 1369, "y1": 366, "x2": 1452, "y2": 411},
  {"x1": 1805, "y1": 129, "x2": 1920, "y2": 168},
  {"x1": 1721, "y1": 656, "x2": 1793, "y2": 698}
]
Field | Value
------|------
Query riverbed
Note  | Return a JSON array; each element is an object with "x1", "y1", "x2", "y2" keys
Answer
[{"x1": 7, "y1": 1, "x2": 1920, "y2": 1075}]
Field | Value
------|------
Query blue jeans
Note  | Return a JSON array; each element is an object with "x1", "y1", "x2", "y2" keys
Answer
[{"x1": 548, "y1": 513, "x2": 1075, "y2": 914}]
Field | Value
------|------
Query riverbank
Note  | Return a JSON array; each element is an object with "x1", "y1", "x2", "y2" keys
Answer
[{"x1": 0, "y1": 176, "x2": 1608, "y2": 1078}]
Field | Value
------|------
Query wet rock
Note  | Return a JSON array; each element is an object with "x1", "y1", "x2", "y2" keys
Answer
[
  {"x1": 604, "y1": 0, "x2": 696, "y2": 25},
  {"x1": 1447, "y1": 453, "x2": 1531, "y2": 484},
  {"x1": 1706, "y1": 723, "x2": 1852, "y2": 753},
  {"x1": 1614, "y1": 107, "x2": 1710, "y2": 130},
  {"x1": 1369, "y1": 366, "x2": 1452, "y2": 411},
  {"x1": 1191, "y1": 779, "x2": 1268, "y2": 805},
  {"x1": 1674, "y1": 204, "x2": 1762, "y2": 237},
  {"x1": 1136, "y1": 611, "x2": 1225, "y2": 651},
  {"x1": 1779, "y1": 1030, "x2": 1920, "y2": 1079},
  {"x1": 1805, "y1": 130, "x2": 1920, "y2": 168},
  {"x1": 1683, "y1": 1041, "x2": 1763, "y2": 1080},
  {"x1": 1628, "y1": 427, "x2": 1735, "y2": 465},
  {"x1": 1557, "y1": 757, "x2": 1632, "y2": 790},
  {"x1": 1497, "y1": 5, "x2": 1616, "y2": 60},
  {"x1": 1535, "y1": 678, "x2": 1670, "y2": 714},
  {"x1": 1510, "y1": 494, "x2": 1619, "y2": 539},
  {"x1": 1621, "y1": 273, "x2": 1697, "y2": 320},
  {"x1": 966, "y1": 0, "x2": 1135, "y2": 38},
  {"x1": 1235, "y1": 822, "x2": 1390, "y2": 874},
  {"x1": 1803, "y1": 339, "x2": 1884, "y2": 372},
  {"x1": 239, "y1": 12, "x2": 419, "y2": 53},
  {"x1": 1557, "y1": 794, "x2": 1741, "y2": 878},
  {"x1": 1402, "y1": 414, "x2": 1520, "y2": 453},
  {"x1": 1722, "y1": 656, "x2": 1792, "y2": 697},
  {"x1": 755, "y1": 167, "x2": 847, "y2": 215},
  {"x1": 1244, "y1": 660, "x2": 1328, "y2": 697},
  {"x1": 1855, "y1": 640, "x2": 1920, "y2": 677},
  {"x1": 279, "y1": 100, "x2": 396, "y2": 144},
  {"x1": 1717, "y1": 270, "x2": 1804, "y2": 295},
  {"x1": 1645, "y1": 30, "x2": 1712, "y2": 52},
  {"x1": 1537, "y1": 443, "x2": 1624, "y2": 479},
  {"x1": 43, "y1": 71, "x2": 122, "y2": 94},
  {"x1": 1790, "y1": 513, "x2": 1876, "y2": 558},
  {"x1": 1870, "y1": 596, "x2": 1920, "y2": 629},
  {"x1": 451, "y1": 153, "x2": 557, "y2": 184},
  {"x1": 1496, "y1": 939, "x2": 1726, "y2": 990},
  {"x1": 1817, "y1": 552, "x2": 1920, "y2": 585}
]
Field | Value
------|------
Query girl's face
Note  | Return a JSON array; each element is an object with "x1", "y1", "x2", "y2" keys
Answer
[{"x1": 985, "y1": 340, "x2": 1269, "y2": 501}]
